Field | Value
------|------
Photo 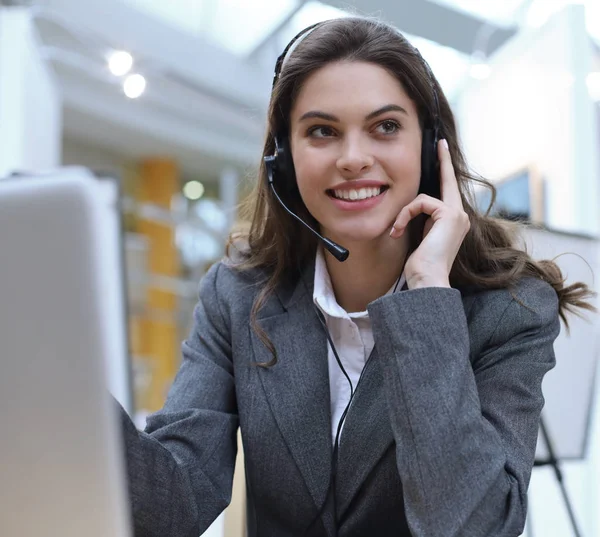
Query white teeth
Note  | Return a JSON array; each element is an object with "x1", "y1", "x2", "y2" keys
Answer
[{"x1": 332, "y1": 186, "x2": 382, "y2": 201}]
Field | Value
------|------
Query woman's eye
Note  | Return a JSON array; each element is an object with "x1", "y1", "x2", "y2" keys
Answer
[
  {"x1": 375, "y1": 120, "x2": 401, "y2": 135},
  {"x1": 308, "y1": 126, "x2": 336, "y2": 138}
]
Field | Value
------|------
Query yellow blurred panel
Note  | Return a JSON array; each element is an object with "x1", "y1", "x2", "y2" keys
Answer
[
  {"x1": 137, "y1": 220, "x2": 179, "y2": 275},
  {"x1": 128, "y1": 316, "x2": 147, "y2": 356},
  {"x1": 132, "y1": 158, "x2": 181, "y2": 413},
  {"x1": 148, "y1": 288, "x2": 177, "y2": 311},
  {"x1": 145, "y1": 319, "x2": 179, "y2": 410},
  {"x1": 138, "y1": 159, "x2": 179, "y2": 206}
]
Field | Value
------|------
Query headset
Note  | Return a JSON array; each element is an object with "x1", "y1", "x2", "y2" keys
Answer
[{"x1": 264, "y1": 20, "x2": 443, "y2": 263}]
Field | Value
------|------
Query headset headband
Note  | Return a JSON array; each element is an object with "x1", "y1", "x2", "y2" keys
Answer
[{"x1": 271, "y1": 22, "x2": 324, "y2": 90}]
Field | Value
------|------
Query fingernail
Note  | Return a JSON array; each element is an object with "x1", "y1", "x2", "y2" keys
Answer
[
  {"x1": 390, "y1": 225, "x2": 404, "y2": 237},
  {"x1": 441, "y1": 139, "x2": 449, "y2": 151}
]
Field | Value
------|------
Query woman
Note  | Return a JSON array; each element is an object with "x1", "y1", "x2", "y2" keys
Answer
[{"x1": 119, "y1": 17, "x2": 595, "y2": 537}]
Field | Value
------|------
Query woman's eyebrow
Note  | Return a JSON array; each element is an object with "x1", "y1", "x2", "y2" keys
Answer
[
  {"x1": 298, "y1": 111, "x2": 339, "y2": 122},
  {"x1": 298, "y1": 104, "x2": 409, "y2": 123},
  {"x1": 365, "y1": 104, "x2": 409, "y2": 120}
]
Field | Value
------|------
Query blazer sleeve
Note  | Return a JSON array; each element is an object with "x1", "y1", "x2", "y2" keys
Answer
[
  {"x1": 367, "y1": 277, "x2": 560, "y2": 537},
  {"x1": 117, "y1": 262, "x2": 238, "y2": 537}
]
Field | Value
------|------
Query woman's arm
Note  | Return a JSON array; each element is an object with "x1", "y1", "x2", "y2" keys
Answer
[
  {"x1": 368, "y1": 277, "x2": 559, "y2": 537},
  {"x1": 118, "y1": 262, "x2": 238, "y2": 537}
]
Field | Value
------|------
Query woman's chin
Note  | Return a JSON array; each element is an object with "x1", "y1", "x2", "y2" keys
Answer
[{"x1": 323, "y1": 223, "x2": 393, "y2": 245}]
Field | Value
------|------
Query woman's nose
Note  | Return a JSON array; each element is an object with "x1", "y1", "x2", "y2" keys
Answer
[{"x1": 336, "y1": 135, "x2": 375, "y2": 176}]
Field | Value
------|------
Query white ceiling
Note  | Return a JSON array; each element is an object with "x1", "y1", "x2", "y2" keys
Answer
[
  {"x1": 436, "y1": 0, "x2": 600, "y2": 40},
  {"x1": 124, "y1": 0, "x2": 600, "y2": 50},
  {"x1": 431, "y1": 0, "x2": 531, "y2": 27},
  {"x1": 118, "y1": 0, "x2": 584, "y2": 106},
  {"x1": 121, "y1": 0, "x2": 514, "y2": 59},
  {"x1": 28, "y1": 0, "x2": 599, "y2": 179}
]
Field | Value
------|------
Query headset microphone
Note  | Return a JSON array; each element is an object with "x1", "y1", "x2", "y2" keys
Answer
[{"x1": 264, "y1": 154, "x2": 349, "y2": 262}]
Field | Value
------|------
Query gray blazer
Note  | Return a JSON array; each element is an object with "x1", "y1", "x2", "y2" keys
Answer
[{"x1": 118, "y1": 258, "x2": 560, "y2": 537}]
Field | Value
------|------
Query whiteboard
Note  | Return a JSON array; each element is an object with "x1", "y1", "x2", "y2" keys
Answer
[{"x1": 520, "y1": 226, "x2": 600, "y2": 460}]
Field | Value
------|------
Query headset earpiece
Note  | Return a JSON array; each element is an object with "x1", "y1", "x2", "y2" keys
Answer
[
  {"x1": 419, "y1": 126, "x2": 441, "y2": 200},
  {"x1": 264, "y1": 133, "x2": 297, "y2": 198},
  {"x1": 275, "y1": 135, "x2": 294, "y2": 177}
]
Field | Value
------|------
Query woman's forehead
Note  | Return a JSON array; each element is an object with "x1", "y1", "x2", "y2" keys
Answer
[{"x1": 290, "y1": 61, "x2": 417, "y2": 122}]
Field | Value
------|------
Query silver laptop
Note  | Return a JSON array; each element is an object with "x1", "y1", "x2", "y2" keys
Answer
[{"x1": 0, "y1": 172, "x2": 132, "y2": 537}]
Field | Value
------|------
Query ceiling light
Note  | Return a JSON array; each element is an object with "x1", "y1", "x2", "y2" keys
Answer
[
  {"x1": 470, "y1": 62, "x2": 492, "y2": 80},
  {"x1": 123, "y1": 74, "x2": 146, "y2": 99},
  {"x1": 587, "y1": 72, "x2": 600, "y2": 102},
  {"x1": 108, "y1": 51, "x2": 133, "y2": 76},
  {"x1": 183, "y1": 181, "x2": 205, "y2": 201}
]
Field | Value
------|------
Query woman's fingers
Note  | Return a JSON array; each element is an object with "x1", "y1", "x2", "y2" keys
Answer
[
  {"x1": 438, "y1": 139, "x2": 462, "y2": 208},
  {"x1": 390, "y1": 194, "x2": 444, "y2": 237},
  {"x1": 389, "y1": 140, "x2": 469, "y2": 239},
  {"x1": 390, "y1": 195, "x2": 470, "y2": 239}
]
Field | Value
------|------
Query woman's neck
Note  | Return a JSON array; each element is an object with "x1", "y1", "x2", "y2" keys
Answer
[{"x1": 323, "y1": 234, "x2": 410, "y2": 313}]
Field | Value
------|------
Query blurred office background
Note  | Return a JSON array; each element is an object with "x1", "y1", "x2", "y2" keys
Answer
[{"x1": 1, "y1": 0, "x2": 599, "y2": 536}]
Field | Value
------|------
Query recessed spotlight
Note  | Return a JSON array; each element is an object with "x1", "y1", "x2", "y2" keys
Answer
[
  {"x1": 108, "y1": 51, "x2": 133, "y2": 76},
  {"x1": 123, "y1": 74, "x2": 146, "y2": 99},
  {"x1": 183, "y1": 181, "x2": 205, "y2": 201}
]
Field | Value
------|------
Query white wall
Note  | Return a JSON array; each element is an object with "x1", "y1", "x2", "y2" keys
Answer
[
  {"x1": 455, "y1": 5, "x2": 600, "y2": 537},
  {"x1": 455, "y1": 5, "x2": 600, "y2": 237},
  {"x1": 0, "y1": 7, "x2": 62, "y2": 178}
]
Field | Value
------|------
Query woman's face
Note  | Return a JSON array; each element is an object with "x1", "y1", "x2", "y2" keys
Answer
[{"x1": 289, "y1": 60, "x2": 422, "y2": 246}]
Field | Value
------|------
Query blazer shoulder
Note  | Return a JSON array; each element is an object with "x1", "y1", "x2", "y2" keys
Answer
[
  {"x1": 466, "y1": 277, "x2": 560, "y2": 350},
  {"x1": 510, "y1": 276, "x2": 560, "y2": 316},
  {"x1": 467, "y1": 276, "x2": 558, "y2": 318},
  {"x1": 198, "y1": 259, "x2": 270, "y2": 314}
]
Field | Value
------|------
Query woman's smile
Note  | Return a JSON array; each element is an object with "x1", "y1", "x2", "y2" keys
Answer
[{"x1": 326, "y1": 180, "x2": 390, "y2": 211}]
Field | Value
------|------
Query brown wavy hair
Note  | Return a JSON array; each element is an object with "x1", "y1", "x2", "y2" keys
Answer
[{"x1": 228, "y1": 17, "x2": 596, "y2": 363}]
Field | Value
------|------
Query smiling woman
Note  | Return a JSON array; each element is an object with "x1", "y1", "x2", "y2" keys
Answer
[
  {"x1": 234, "y1": 17, "x2": 593, "y2": 321},
  {"x1": 117, "y1": 16, "x2": 596, "y2": 537}
]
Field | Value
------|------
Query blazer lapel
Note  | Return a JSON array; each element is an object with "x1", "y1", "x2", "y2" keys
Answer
[
  {"x1": 334, "y1": 346, "x2": 395, "y2": 519},
  {"x1": 250, "y1": 263, "x2": 334, "y2": 523}
]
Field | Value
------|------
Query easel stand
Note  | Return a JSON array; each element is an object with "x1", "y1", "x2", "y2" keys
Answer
[{"x1": 530, "y1": 417, "x2": 583, "y2": 537}]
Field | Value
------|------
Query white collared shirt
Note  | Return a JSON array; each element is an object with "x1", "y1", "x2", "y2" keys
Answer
[{"x1": 313, "y1": 247, "x2": 405, "y2": 444}]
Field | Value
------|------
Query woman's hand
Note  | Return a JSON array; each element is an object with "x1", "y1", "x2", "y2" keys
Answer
[{"x1": 390, "y1": 139, "x2": 470, "y2": 290}]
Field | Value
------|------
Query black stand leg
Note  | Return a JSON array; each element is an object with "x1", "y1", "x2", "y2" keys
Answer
[{"x1": 533, "y1": 417, "x2": 583, "y2": 537}]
